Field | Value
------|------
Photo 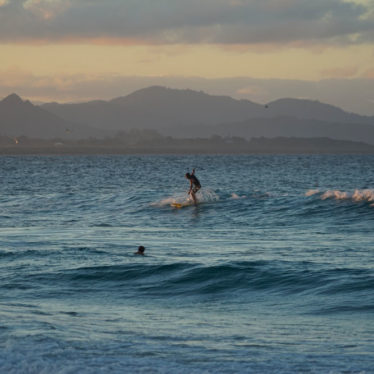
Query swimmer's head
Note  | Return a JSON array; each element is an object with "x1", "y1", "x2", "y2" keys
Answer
[{"x1": 185, "y1": 173, "x2": 191, "y2": 179}]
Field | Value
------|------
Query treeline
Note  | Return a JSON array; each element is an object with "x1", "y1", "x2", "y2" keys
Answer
[
  {"x1": 1, "y1": 130, "x2": 374, "y2": 154},
  {"x1": 0, "y1": 130, "x2": 250, "y2": 148}
]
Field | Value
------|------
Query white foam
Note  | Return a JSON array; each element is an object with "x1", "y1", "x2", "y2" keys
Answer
[
  {"x1": 152, "y1": 188, "x2": 219, "y2": 207},
  {"x1": 321, "y1": 190, "x2": 350, "y2": 200},
  {"x1": 312, "y1": 189, "x2": 374, "y2": 205},
  {"x1": 198, "y1": 188, "x2": 220, "y2": 203},
  {"x1": 231, "y1": 193, "x2": 247, "y2": 199},
  {"x1": 151, "y1": 194, "x2": 186, "y2": 207},
  {"x1": 352, "y1": 189, "x2": 374, "y2": 202},
  {"x1": 305, "y1": 189, "x2": 320, "y2": 197}
]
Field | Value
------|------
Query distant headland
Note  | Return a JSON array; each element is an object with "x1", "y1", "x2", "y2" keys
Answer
[{"x1": 1, "y1": 86, "x2": 374, "y2": 154}]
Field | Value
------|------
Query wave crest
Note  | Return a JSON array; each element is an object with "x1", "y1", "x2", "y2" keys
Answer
[
  {"x1": 306, "y1": 189, "x2": 374, "y2": 206},
  {"x1": 28, "y1": 261, "x2": 373, "y2": 300},
  {"x1": 152, "y1": 188, "x2": 219, "y2": 207}
]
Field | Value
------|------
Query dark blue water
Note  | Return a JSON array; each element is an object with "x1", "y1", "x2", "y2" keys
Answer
[{"x1": 0, "y1": 155, "x2": 373, "y2": 373}]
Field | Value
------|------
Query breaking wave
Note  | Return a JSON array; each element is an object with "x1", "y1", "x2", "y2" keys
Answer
[
  {"x1": 151, "y1": 188, "x2": 220, "y2": 207},
  {"x1": 305, "y1": 189, "x2": 374, "y2": 206}
]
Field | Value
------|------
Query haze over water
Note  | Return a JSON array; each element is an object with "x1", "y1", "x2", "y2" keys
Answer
[{"x1": 0, "y1": 154, "x2": 373, "y2": 373}]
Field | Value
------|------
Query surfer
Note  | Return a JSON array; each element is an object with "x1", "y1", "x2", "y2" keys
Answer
[
  {"x1": 135, "y1": 246, "x2": 145, "y2": 255},
  {"x1": 185, "y1": 168, "x2": 201, "y2": 205}
]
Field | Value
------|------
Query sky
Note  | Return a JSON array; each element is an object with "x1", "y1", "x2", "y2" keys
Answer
[{"x1": 0, "y1": 0, "x2": 373, "y2": 115}]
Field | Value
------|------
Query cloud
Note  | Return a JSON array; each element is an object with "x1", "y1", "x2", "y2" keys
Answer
[
  {"x1": 0, "y1": 0, "x2": 373, "y2": 46},
  {"x1": 364, "y1": 67, "x2": 374, "y2": 77},
  {"x1": 320, "y1": 66, "x2": 360, "y2": 78},
  {"x1": 23, "y1": 0, "x2": 71, "y2": 20}
]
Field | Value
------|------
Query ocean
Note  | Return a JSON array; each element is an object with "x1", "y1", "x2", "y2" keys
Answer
[{"x1": 0, "y1": 154, "x2": 373, "y2": 373}]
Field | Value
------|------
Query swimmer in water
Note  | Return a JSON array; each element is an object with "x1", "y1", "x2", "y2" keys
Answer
[{"x1": 135, "y1": 246, "x2": 145, "y2": 255}]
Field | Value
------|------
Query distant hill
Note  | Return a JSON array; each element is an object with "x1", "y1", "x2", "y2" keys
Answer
[
  {"x1": 0, "y1": 94, "x2": 106, "y2": 139},
  {"x1": 109, "y1": 86, "x2": 266, "y2": 127},
  {"x1": 2, "y1": 87, "x2": 374, "y2": 144},
  {"x1": 42, "y1": 99, "x2": 123, "y2": 133},
  {"x1": 42, "y1": 86, "x2": 266, "y2": 130},
  {"x1": 41, "y1": 86, "x2": 374, "y2": 131},
  {"x1": 266, "y1": 98, "x2": 373, "y2": 125}
]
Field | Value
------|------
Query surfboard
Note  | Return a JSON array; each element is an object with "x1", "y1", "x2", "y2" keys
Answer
[{"x1": 170, "y1": 200, "x2": 195, "y2": 208}]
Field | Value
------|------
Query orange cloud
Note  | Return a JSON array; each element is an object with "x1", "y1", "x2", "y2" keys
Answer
[
  {"x1": 0, "y1": 35, "x2": 158, "y2": 46},
  {"x1": 0, "y1": 66, "x2": 34, "y2": 86},
  {"x1": 221, "y1": 41, "x2": 335, "y2": 55},
  {"x1": 363, "y1": 67, "x2": 374, "y2": 78}
]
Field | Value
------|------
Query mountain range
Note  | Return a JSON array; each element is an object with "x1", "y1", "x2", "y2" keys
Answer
[
  {"x1": 1, "y1": 86, "x2": 374, "y2": 144},
  {"x1": 0, "y1": 93, "x2": 104, "y2": 139}
]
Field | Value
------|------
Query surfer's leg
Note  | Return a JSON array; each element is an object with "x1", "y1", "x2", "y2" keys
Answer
[
  {"x1": 191, "y1": 189, "x2": 198, "y2": 205},
  {"x1": 190, "y1": 191, "x2": 197, "y2": 205}
]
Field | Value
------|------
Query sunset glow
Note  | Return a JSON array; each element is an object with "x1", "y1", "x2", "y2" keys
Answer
[{"x1": 0, "y1": 0, "x2": 373, "y2": 114}]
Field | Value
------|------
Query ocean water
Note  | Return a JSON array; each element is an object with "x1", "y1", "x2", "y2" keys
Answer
[{"x1": 0, "y1": 154, "x2": 373, "y2": 374}]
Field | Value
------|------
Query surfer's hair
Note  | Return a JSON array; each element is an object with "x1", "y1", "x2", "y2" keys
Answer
[{"x1": 185, "y1": 173, "x2": 191, "y2": 178}]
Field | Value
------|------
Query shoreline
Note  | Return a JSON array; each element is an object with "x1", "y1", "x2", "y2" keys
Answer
[{"x1": 1, "y1": 145, "x2": 374, "y2": 155}]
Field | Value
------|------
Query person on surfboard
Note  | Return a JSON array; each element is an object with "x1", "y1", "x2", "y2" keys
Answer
[{"x1": 185, "y1": 168, "x2": 201, "y2": 205}]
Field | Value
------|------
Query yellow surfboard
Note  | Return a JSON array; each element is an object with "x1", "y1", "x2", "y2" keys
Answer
[{"x1": 170, "y1": 200, "x2": 195, "y2": 208}]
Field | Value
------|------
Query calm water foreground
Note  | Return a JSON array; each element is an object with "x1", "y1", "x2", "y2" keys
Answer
[{"x1": 0, "y1": 154, "x2": 373, "y2": 374}]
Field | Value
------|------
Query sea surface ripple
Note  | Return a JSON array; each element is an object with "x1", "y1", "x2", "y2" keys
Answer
[{"x1": 0, "y1": 155, "x2": 373, "y2": 373}]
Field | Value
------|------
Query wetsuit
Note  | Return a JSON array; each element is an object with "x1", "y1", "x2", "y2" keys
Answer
[{"x1": 190, "y1": 174, "x2": 201, "y2": 193}]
